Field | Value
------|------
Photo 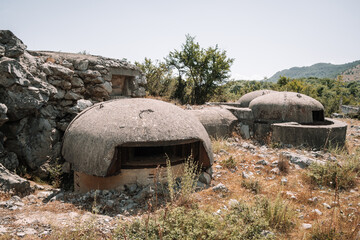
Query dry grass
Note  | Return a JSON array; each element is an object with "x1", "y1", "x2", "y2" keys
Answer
[{"x1": 2, "y1": 118, "x2": 359, "y2": 239}]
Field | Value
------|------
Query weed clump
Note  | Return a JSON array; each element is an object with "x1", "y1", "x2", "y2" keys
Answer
[
  {"x1": 166, "y1": 156, "x2": 200, "y2": 206},
  {"x1": 221, "y1": 156, "x2": 237, "y2": 169},
  {"x1": 306, "y1": 161, "x2": 356, "y2": 190},
  {"x1": 278, "y1": 158, "x2": 290, "y2": 174},
  {"x1": 241, "y1": 179, "x2": 261, "y2": 194},
  {"x1": 116, "y1": 196, "x2": 296, "y2": 239}
]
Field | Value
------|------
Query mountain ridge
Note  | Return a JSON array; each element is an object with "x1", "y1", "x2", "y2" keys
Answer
[{"x1": 268, "y1": 60, "x2": 360, "y2": 82}]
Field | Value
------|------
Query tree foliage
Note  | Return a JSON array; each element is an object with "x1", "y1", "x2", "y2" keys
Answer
[
  {"x1": 135, "y1": 58, "x2": 174, "y2": 97},
  {"x1": 165, "y1": 35, "x2": 234, "y2": 104}
]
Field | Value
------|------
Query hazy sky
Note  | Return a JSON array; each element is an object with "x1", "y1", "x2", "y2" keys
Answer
[{"x1": 1, "y1": 0, "x2": 359, "y2": 80}]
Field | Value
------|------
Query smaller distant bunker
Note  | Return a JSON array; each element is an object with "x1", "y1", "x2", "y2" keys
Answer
[
  {"x1": 189, "y1": 107, "x2": 238, "y2": 138},
  {"x1": 191, "y1": 91, "x2": 347, "y2": 148},
  {"x1": 237, "y1": 89, "x2": 277, "y2": 108},
  {"x1": 62, "y1": 98, "x2": 213, "y2": 192},
  {"x1": 249, "y1": 92, "x2": 324, "y2": 124}
]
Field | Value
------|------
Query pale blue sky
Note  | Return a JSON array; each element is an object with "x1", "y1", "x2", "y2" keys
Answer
[{"x1": 1, "y1": 0, "x2": 359, "y2": 80}]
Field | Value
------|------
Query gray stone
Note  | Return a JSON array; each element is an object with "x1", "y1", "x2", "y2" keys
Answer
[
  {"x1": 0, "y1": 103, "x2": 8, "y2": 126},
  {"x1": 256, "y1": 159, "x2": 268, "y2": 165},
  {"x1": 302, "y1": 223, "x2": 312, "y2": 229},
  {"x1": 64, "y1": 91, "x2": 83, "y2": 100},
  {"x1": 323, "y1": 203, "x2": 331, "y2": 209},
  {"x1": 286, "y1": 191, "x2": 297, "y2": 199},
  {"x1": 61, "y1": 59, "x2": 73, "y2": 69},
  {"x1": 126, "y1": 183, "x2": 138, "y2": 193},
  {"x1": 39, "y1": 105, "x2": 59, "y2": 119},
  {"x1": 87, "y1": 85, "x2": 110, "y2": 100},
  {"x1": 0, "y1": 84, "x2": 50, "y2": 121},
  {"x1": 106, "y1": 199, "x2": 115, "y2": 208},
  {"x1": 270, "y1": 167, "x2": 280, "y2": 175},
  {"x1": 74, "y1": 59, "x2": 89, "y2": 71},
  {"x1": 60, "y1": 100, "x2": 73, "y2": 107},
  {"x1": 134, "y1": 186, "x2": 154, "y2": 200},
  {"x1": 312, "y1": 209, "x2": 322, "y2": 215},
  {"x1": 308, "y1": 197, "x2": 319, "y2": 203},
  {"x1": 280, "y1": 151, "x2": 322, "y2": 169},
  {"x1": 228, "y1": 199, "x2": 239, "y2": 208},
  {"x1": 242, "y1": 171, "x2": 254, "y2": 179},
  {"x1": 47, "y1": 63, "x2": 74, "y2": 80},
  {"x1": 4, "y1": 117, "x2": 61, "y2": 169},
  {"x1": 71, "y1": 77, "x2": 84, "y2": 87},
  {"x1": 62, "y1": 162, "x2": 71, "y2": 173},
  {"x1": 0, "y1": 57, "x2": 30, "y2": 88},
  {"x1": 61, "y1": 81, "x2": 72, "y2": 90},
  {"x1": 0, "y1": 30, "x2": 27, "y2": 58},
  {"x1": 77, "y1": 70, "x2": 102, "y2": 82},
  {"x1": 0, "y1": 163, "x2": 32, "y2": 196},
  {"x1": 212, "y1": 183, "x2": 229, "y2": 192},
  {"x1": 199, "y1": 172, "x2": 211, "y2": 185},
  {"x1": 0, "y1": 152, "x2": 19, "y2": 171},
  {"x1": 68, "y1": 99, "x2": 93, "y2": 113},
  {"x1": 99, "y1": 81, "x2": 112, "y2": 94},
  {"x1": 0, "y1": 45, "x2": 5, "y2": 57},
  {"x1": 261, "y1": 230, "x2": 274, "y2": 237}
]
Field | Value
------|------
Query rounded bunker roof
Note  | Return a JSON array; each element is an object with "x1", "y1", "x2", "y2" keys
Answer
[
  {"x1": 249, "y1": 91, "x2": 324, "y2": 123},
  {"x1": 237, "y1": 89, "x2": 277, "y2": 107},
  {"x1": 62, "y1": 98, "x2": 213, "y2": 176}
]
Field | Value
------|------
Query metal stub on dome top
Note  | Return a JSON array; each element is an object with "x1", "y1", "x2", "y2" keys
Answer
[{"x1": 297, "y1": 93, "x2": 302, "y2": 98}]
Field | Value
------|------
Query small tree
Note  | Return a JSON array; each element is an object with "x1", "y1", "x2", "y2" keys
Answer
[
  {"x1": 165, "y1": 35, "x2": 234, "y2": 104},
  {"x1": 135, "y1": 58, "x2": 174, "y2": 97}
]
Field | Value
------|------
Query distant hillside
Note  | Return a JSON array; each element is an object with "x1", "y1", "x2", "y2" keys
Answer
[{"x1": 268, "y1": 60, "x2": 360, "y2": 82}]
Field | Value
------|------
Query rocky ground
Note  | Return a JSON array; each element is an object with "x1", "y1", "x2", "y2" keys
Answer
[{"x1": 0, "y1": 118, "x2": 359, "y2": 239}]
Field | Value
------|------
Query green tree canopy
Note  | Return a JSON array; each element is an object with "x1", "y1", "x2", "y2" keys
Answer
[{"x1": 165, "y1": 35, "x2": 234, "y2": 104}]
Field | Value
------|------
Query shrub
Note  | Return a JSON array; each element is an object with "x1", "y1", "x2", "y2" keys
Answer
[
  {"x1": 261, "y1": 195, "x2": 296, "y2": 233},
  {"x1": 241, "y1": 179, "x2": 261, "y2": 194},
  {"x1": 306, "y1": 161, "x2": 356, "y2": 190},
  {"x1": 166, "y1": 156, "x2": 199, "y2": 205},
  {"x1": 221, "y1": 156, "x2": 237, "y2": 169},
  {"x1": 211, "y1": 137, "x2": 230, "y2": 153},
  {"x1": 278, "y1": 158, "x2": 290, "y2": 174},
  {"x1": 115, "y1": 206, "x2": 222, "y2": 240},
  {"x1": 48, "y1": 158, "x2": 63, "y2": 188}
]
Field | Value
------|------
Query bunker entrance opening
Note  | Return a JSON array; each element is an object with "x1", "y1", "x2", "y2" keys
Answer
[
  {"x1": 312, "y1": 110, "x2": 325, "y2": 122},
  {"x1": 106, "y1": 140, "x2": 210, "y2": 176},
  {"x1": 110, "y1": 75, "x2": 133, "y2": 97}
]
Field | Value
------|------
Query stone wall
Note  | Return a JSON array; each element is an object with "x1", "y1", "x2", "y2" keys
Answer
[{"x1": 0, "y1": 30, "x2": 146, "y2": 177}]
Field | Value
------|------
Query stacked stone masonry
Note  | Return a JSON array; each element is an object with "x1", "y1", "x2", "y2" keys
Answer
[{"x1": 0, "y1": 30, "x2": 146, "y2": 179}]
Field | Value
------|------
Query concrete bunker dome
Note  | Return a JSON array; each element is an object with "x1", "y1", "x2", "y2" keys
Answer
[
  {"x1": 249, "y1": 91, "x2": 325, "y2": 124},
  {"x1": 62, "y1": 98, "x2": 213, "y2": 191},
  {"x1": 237, "y1": 89, "x2": 277, "y2": 108}
]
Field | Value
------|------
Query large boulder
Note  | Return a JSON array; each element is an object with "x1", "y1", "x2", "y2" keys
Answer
[
  {"x1": 0, "y1": 85, "x2": 50, "y2": 121},
  {"x1": 0, "y1": 30, "x2": 27, "y2": 58},
  {"x1": 0, "y1": 163, "x2": 32, "y2": 196},
  {"x1": 2, "y1": 117, "x2": 61, "y2": 169},
  {"x1": 0, "y1": 57, "x2": 32, "y2": 88}
]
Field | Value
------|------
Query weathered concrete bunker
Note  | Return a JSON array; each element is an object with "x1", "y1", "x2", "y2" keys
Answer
[
  {"x1": 249, "y1": 92, "x2": 346, "y2": 147},
  {"x1": 190, "y1": 91, "x2": 347, "y2": 148},
  {"x1": 237, "y1": 89, "x2": 277, "y2": 108},
  {"x1": 189, "y1": 107, "x2": 238, "y2": 138},
  {"x1": 62, "y1": 98, "x2": 213, "y2": 192}
]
